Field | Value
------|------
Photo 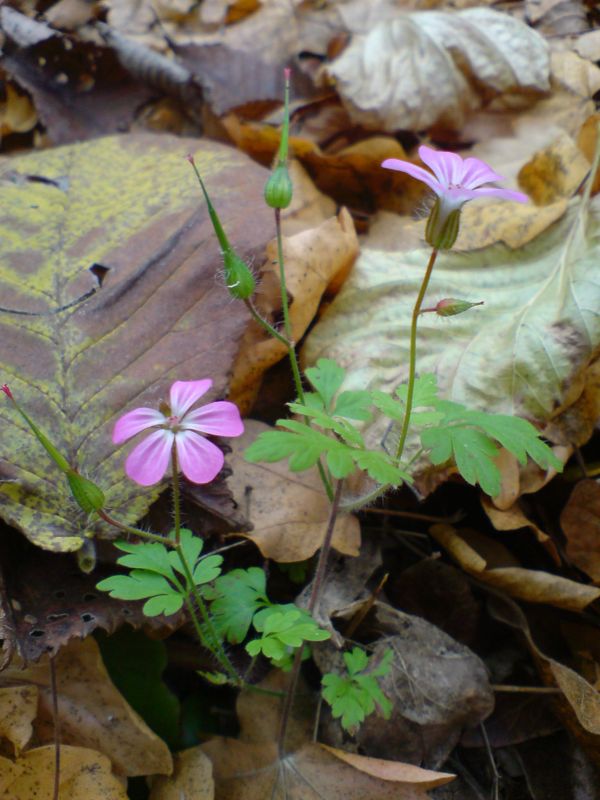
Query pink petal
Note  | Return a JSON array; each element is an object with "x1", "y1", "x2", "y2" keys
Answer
[
  {"x1": 381, "y1": 158, "x2": 442, "y2": 195},
  {"x1": 169, "y1": 379, "x2": 212, "y2": 417},
  {"x1": 124, "y1": 429, "x2": 174, "y2": 486},
  {"x1": 419, "y1": 146, "x2": 463, "y2": 188},
  {"x1": 466, "y1": 186, "x2": 530, "y2": 203},
  {"x1": 183, "y1": 401, "x2": 244, "y2": 436},
  {"x1": 113, "y1": 408, "x2": 166, "y2": 444},
  {"x1": 460, "y1": 157, "x2": 504, "y2": 188},
  {"x1": 175, "y1": 431, "x2": 224, "y2": 484}
]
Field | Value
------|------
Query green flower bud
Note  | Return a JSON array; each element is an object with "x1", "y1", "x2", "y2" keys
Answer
[
  {"x1": 67, "y1": 470, "x2": 106, "y2": 514},
  {"x1": 425, "y1": 197, "x2": 461, "y2": 250},
  {"x1": 223, "y1": 250, "x2": 256, "y2": 299},
  {"x1": 422, "y1": 298, "x2": 484, "y2": 317},
  {"x1": 264, "y1": 68, "x2": 294, "y2": 209},
  {"x1": 264, "y1": 163, "x2": 293, "y2": 209}
]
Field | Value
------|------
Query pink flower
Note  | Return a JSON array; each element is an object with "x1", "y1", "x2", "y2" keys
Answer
[
  {"x1": 382, "y1": 146, "x2": 528, "y2": 249},
  {"x1": 113, "y1": 380, "x2": 244, "y2": 487},
  {"x1": 382, "y1": 145, "x2": 529, "y2": 207}
]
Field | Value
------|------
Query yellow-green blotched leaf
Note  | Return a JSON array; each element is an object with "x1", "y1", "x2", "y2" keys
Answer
[
  {"x1": 0, "y1": 133, "x2": 272, "y2": 551},
  {"x1": 304, "y1": 196, "x2": 600, "y2": 456}
]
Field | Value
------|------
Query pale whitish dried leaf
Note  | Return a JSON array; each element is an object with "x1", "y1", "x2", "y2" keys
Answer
[
  {"x1": 325, "y1": 8, "x2": 549, "y2": 132},
  {"x1": 303, "y1": 195, "x2": 600, "y2": 460},
  {"x1": 1, "y1": 637, "x2": 172, "y2": 777},
  {"x1": 227, "y1": 420, "x2": 360, "y2": 562}
]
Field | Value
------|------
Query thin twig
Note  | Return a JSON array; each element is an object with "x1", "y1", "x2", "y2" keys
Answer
[
  {"x1": 277, "y1": 479, "x2": 344, "y2": 755},
  {"x1": 50, "y1": 655, "x2": 60, "y2": 800}
]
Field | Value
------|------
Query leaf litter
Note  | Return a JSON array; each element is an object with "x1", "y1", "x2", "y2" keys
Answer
[{"x1": 1, "y1": 0, "x2": 600, "y2": 797}]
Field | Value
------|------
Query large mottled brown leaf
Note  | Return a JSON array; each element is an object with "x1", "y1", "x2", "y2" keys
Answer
[{"x1": 0, "y1": 133, "x2": 272, "y2": 552}]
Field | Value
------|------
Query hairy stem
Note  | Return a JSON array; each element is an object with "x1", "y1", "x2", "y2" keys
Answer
[
  {"x1": 277, "y1": 479, "x2": 344, "y2": 755},
  {"x1": 395, "y1": 248, "x2": 439, "y2": 461},
  {"x1": 97, "y1": 509, "x2": 176, "y2": 546},
  {"x1": 170, "y1": 451, "x2": 239, "y2": 684}
]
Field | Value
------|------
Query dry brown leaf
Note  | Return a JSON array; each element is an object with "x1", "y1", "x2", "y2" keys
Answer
[
  {"x1": 526, "y1": 0, "x2": 589, "y2": 35},
  {"x1": 551, "y1": 49, "x2": 600, "y2": 100},
  {"x1": 561, "y1": 479, "x2": 600, "y2": 583},
  {"x1": 489, "y1": 594, "x2": 600, "y2": 740},
  {"x1": 201, "y1": 671, "x2": 454, "y2": 798},
  {"x1": 430, "y1": 524, "x2": 600, "y2": 611},
  {"x1": 481, "y1": 497, "x2": 548, "y2": 541},
  {"x1": 550, "y1": 660, "x2": 600, "y2": 735},
  {"x1": 224, "y1": 115, "x2": 425, "y2": 213},
  {"x1": 148, "y1": 748, "x2": 214, "y2": 800},
  {"x1": 578, "y1": 113, "x2": 600, "y2": 197},
  {"x1": 574, "y1": 30, "x2": 600, "y2": 62},
  {"x1": 1, "y1": 744, "x2": 128, "y2": 800},
  {"x1": 1, "y1": 637, "x2": 172, "y2": 778},
  {"x1": 227, "y1": 420, "x2": 360, "y2": 561},
  {"x1": 0, "y1": 83, "x2": 37, "y2": 136},
  {"x1": 325, "y1": 8, "x2": 549, "y2": 133},
  {"x1": 281, "y1": 160, "x2": 336, "y2": 236},
  {"x1": 0, "y1": 686, "x2": 37, "y2": 755},
  {"x1": 518, "y1": 131, "x2": 590, "y2": 204},
  {"x1": 230, "y1": 209, "x2": 358, "y2": 413}
]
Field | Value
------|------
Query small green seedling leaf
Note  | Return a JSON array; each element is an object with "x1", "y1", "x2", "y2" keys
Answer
[
  {"x1": 246, "y1": 607, "x2": 330, "y2": 665},
  {"x1": 321, "y1": 648, "x2": 393, "y2": 733}
]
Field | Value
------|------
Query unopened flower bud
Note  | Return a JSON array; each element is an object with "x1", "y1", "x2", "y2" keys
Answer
[
  {"x1": 421, "y1": 298, "x2": 484, "y2": 317},
  {"x1": 67, "y1": 470, "x2": 106, "y2": 514},
  {"x1": 425, "y1": 197, "x2": 461, "y2": 250},
  {"x1": 264, "y1": 163, "x2": 293, "y2": 209},
  {"x1": 223, "y1": 250, "x2": 256, "y2": 299},
  {"x1": 265, "y1": 68, "x2": 293, "y2": 209}
]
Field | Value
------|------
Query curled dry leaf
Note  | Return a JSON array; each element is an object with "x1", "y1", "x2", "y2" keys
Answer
[
  {"x1": 430, "y1": 523, "x2": 600, "y2": 612},
  {"x1": 224, "y1": 114, "x2": 425, "y2": 214},
  {"x1": 325, "y1": 8, "x2": 550, "y2": 132},
  {"x1": 561, "y1": 479, "x2": 600, "y2": 583},
  {"x1": 0, "y1": 744, "x2": 128, "y2": 800},
  {"x1": 230, "y1": 209, "x2": 359, "y2": 414},
  {"x1": 489, "y1": 593, "x2": 600, "y2": 739},
  {"x1": 0, "y1": 686, "x2": 37, "y2": 755},
  {"x1": 227, "y1": 420, "x2": 360, "y2": 561},
  {"x1": 0, "y1": 637, "x2": 172, "y2": 777}
]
